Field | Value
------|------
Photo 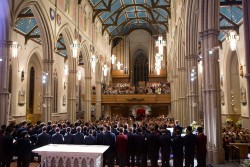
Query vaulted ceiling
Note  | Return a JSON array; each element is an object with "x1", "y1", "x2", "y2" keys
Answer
[
  {"x1": 14, "y1": 0, "x2": 243, "y2": 48},
  {"x1": 88, "y1": 0, "x2": 170, "y2": 40}
]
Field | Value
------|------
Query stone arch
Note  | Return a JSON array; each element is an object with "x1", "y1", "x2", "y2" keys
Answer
[
  {"x1": 81, "y1": 43, "x2": 91, "y2": 77},
  {"x1": 24, "y1": 47, "x2": 43, "y2": 74},
  {"x1": 225, "y1": 49, "x2": 241, "y2": 114},
  {"x1": 14, "y1": 0, "x2": 54, "y2": 60},
  {"x1": 26, "y1": 52, "x2": 43, "y2": 121}
]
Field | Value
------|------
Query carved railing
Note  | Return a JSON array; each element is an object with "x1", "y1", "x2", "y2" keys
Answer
[{"x1": 82, "y1": 94, "x2": 171, "y2": 104}]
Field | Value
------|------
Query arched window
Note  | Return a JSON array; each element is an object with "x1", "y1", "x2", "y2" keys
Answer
[
  {"x1": 133, "y1": 52, "x2": 148, "y2": 85},
  {"x1": 8, "y1": 65, "x2": 12, "y2": 93},
  {"x1": 53, "y1": 72, "x2": 58, "y2": 113},
  {"x1": 29, "y1": 67, "x2": 35, "y2": 114}
]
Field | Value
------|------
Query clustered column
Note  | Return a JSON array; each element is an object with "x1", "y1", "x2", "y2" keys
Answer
[
  {"x1": 199, "y1": 0, "x2": 224, "y2": 164},
  {"x1": 95, "y1": 80, "x2": 102, "y2": 120},
  {"x1": 67, "y1": 66, "x2": 77, "y2": 123},
  {"x1": 84, "y1": 76, "x2": 92, "y2": 121},
  {"x1": 42, "y1": 59, "x2": 54, "y2": 123},
  {"x1": 0, "y1": 0, "x2": 11, "y2": 126},
  {"x1": 243, "y1": 0, "x2": 250, "y2": 125}
]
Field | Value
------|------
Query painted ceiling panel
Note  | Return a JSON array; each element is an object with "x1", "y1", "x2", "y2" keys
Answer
[
  {"x1": 219, "y1": 2, "x2": 243, "y2": 41},
  {"x1": 90, "y1": 0, "x2": 170, "y2": 38}
]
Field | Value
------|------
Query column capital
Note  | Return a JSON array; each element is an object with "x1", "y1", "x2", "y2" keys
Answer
[
  {"x1": 42, "y1": 59, "x2": 54, "y2": 64},
  {"x1": 199, "y1": 29, "x2": 220, "y2": 39}
]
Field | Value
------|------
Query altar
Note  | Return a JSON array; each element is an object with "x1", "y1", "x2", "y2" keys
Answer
[{"x1": 33, "y1": 144, "x2": 109, "y2": 167}]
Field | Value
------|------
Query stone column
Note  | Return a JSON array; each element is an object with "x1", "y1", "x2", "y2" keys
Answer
[
  {"x1": 0, "y1": 0, "x2": 11, "y2": 126},
  {"x1": 243, "y1": 0, "x2": 250, "y2": 125},
  {"x1": 0, "y1": 41, "x2": 10, "y2": 126},
  {"x1": 185, "y1": 0, "x2": 200, "y2": 125},
  {"x1": 179, "y1": 69, "x2": 188, "y2": 126},
  {"x1": 84, "y1": 76, "x2": 92, "y2": 121},
  {"x1": 67, "y1": 68, "x2": 77, "y2": 123},
  {"x1": 95, "y1": 81, "x2": 102, "y2": 120},
  {"x1": 186, "y1": 54, "x2": 199, "y2": 124},
  {"x1": 42, "y1": 59, "x2": 54, "y2": 123},
  {"x1": 200, "y1": 0, "x2": 224, "y2": 163}
]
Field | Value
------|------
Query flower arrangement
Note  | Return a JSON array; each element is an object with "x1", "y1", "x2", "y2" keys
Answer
[
  {"x1": 241, "y1": 159, "x2": 250, "y2": 167},
  {"x1": 190, "y1": 121, "x2": 199, "y2": 131},
  {"x1": 225, "y1": 116, "x2": 233, "y2": 124},
  {"x1": 236, "y1": 117, "x2": 242, "y2": 127}
]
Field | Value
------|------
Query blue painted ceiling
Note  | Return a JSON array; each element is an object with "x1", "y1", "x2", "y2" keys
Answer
[
  {"x1": 88, "y1": 0, "x2": 170, "y2": 40},
  {"x1": 14, "y1": 1, "x2": 243, "y2": 49}
]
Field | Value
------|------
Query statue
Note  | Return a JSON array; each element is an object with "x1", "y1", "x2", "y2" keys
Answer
[
  {"x1": 221, "y1": 90, "x2": 225, "y2": 105},
  {"x1": 241, "y1": 87, "x2": 247, "y2": 105},
  {"x1": 63, "y1": 94, "x2": 66, "y2": 106},
  {"x1": 18, "y1": 89, "x2": 25, "y2": 106}
]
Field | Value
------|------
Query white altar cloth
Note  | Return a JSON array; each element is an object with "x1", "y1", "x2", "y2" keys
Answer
[{"x1": 33, "y1": 144, "x2": 109, "y2": 167}]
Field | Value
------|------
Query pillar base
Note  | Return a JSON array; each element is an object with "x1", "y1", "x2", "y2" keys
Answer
[{"x1": 207, "y1": 149, "x2": 225, "y2": 165}]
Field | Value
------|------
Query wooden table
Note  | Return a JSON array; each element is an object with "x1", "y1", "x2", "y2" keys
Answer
[{"x1": 229, "y1": 143, "x2": 250, "y2": 159}]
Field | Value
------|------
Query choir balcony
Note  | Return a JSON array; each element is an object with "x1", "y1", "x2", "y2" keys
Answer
[{"x1": 82, "y1": 94, "x2": 171, "y2": 105}]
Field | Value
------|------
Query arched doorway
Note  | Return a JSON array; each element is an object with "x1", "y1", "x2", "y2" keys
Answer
[
  {"x1": 133, "y1": 50, "x2": 148, "y2": 85},
  {"x1": 229, "y1": 51, "x2": 241, "y2": 115},
  {"x1": 26, "y1": 53, "x2": 43, "y2": 123}
]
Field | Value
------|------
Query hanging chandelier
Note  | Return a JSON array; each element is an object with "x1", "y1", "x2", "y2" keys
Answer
[
  {"x1": 111, "y1": 54, "x2": 116, "y2": 65},
  {"x1": 90, "y1": 54, "x2": 98, "y2": 73},
  {"x1": 155, "y1": 53, "x2": 163, "y2": 74},
  {"x1": 102, "y1": 63, "x2": 109, "y2": 77},
  {"x1": 155, "y1": 35, "x2": 166, "y2": 55},
  {"x1": 155, "y1": 60, "x2": 161, "y2": 75},
  {"x1": 70, "y1": 39, "x2": 81, "y2": 58},
  {"x1": 226, "y1": 31, "x2": 239, "y2": 51},
  {"x1": 77, "y1": 71, "x2": 82, "y2": 81},
  {"x1": 70, "y1": 0, "x2": 81, "y2": 58}
]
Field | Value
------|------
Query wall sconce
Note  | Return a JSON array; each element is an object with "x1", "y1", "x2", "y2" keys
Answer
[
  {"x1": 21, "y1": 70, "x2": 24, "y2": 82},
  {"x1": 239, "y1": 64, "x2": 244, "y2": 77},
  {"x1": 231, "y1": 91, "x2": 236, "y2": 113},
  {"x1": 208, "y1": 46, "x2": 220, "y2": 55},
  {"x1": 190, "y1": 66, "x2": 197, "y2": 82},
  {"x1": 42, "y1": 72, "x2": 48, "y2": 84}
]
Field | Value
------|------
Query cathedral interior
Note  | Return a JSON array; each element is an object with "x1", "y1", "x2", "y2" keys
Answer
[{"x1": 0, "y1": 0, "x2": 250, "y2": 165}]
